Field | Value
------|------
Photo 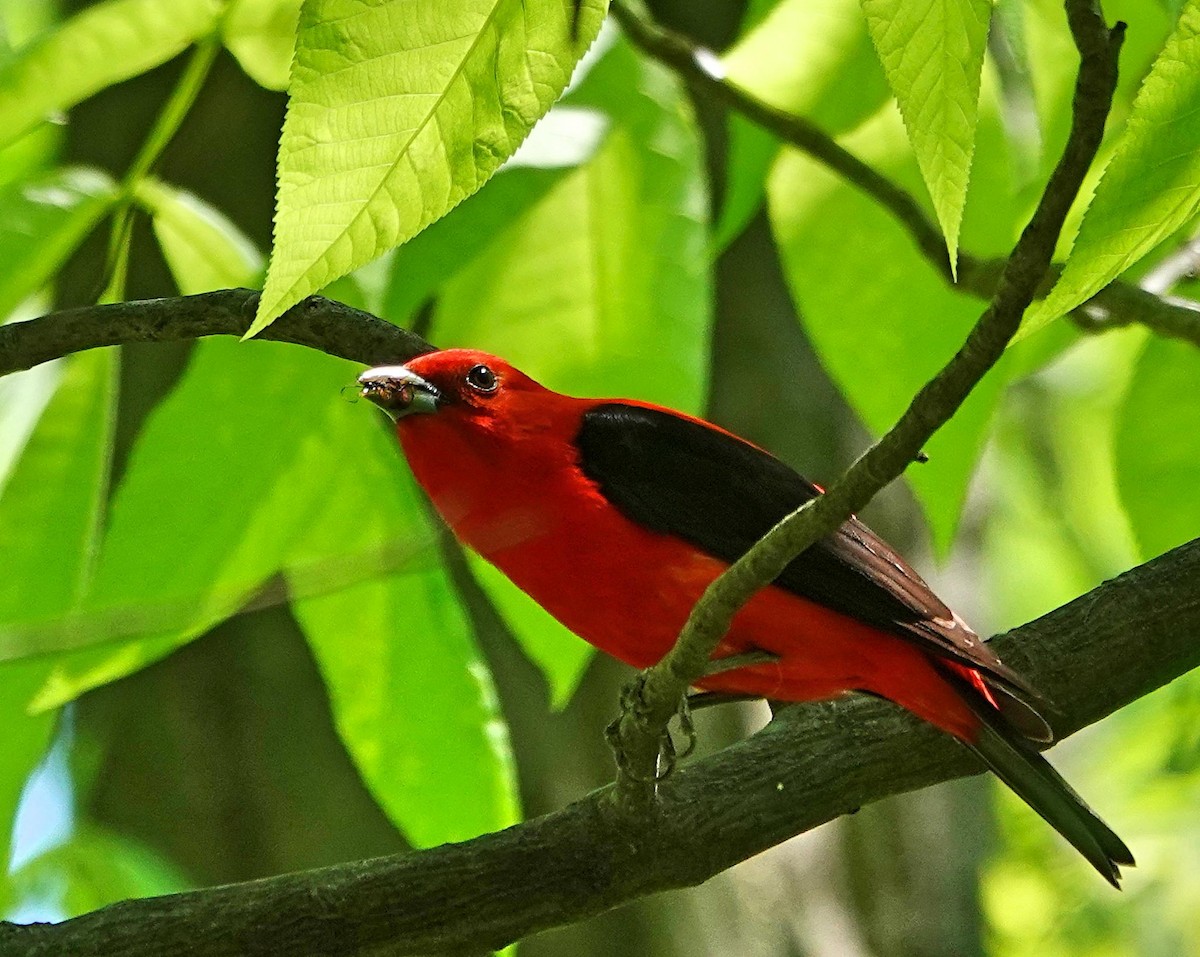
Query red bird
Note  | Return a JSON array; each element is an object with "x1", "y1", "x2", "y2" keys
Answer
[{"x1": 359, "y1": 349, "x2": 1132, "y2": 885}]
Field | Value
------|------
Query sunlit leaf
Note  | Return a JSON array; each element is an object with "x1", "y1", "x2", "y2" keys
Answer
[
  {"x1": 434, "y1": 40, "x2": 711, "y2": 409},
  {"x1": 0, "y1": 127, "x2": 62, "y2": 192},
  {"x1": 0, "y1": 166, "x2": 117, "y2": 320},
  {"x1": 285, "y1": 379, "x2": 520, "y2": 846},
  {"x1": 250, "y1": 0, "x2": 610, "y2": 336},
  {"x1": 1116, "y1": 335, "x2": 1200, "y2": 559},
  {"x1": 725, "y1": 0, "x2": 888, "y2": 119},
  {"x1": 0, "y1": 362, "x2": 59, "y2": 498},
  {"x1": 7, "y1": 343, "x2": 356, "y2": 707},
  {"x1": 382, "y1": 104, "x2": 609, "y2": 324},
  {"x1": 283, "y1": 395, "x2": 439, "y2": 604},
  {"x1": 0, "y1": 0, "x2": 223, "y2": 151},
  {"x1": 222, "y1": 0, "x2": 301, "y2": 91},
  {"x1": 296, "y1": 563, "x2": 521, "y2": 847},
  {"x1": 861, "y1": 0, "x2": 993, "y2": 271},
  {"x1": 1021, "y1": 0, "x2": 1174, "y2": 185},
  {"x1": 0, "y1": 0, "x2": 59, "y2": 51},
  {"x1": 136, "y1": 178, "x2": 263, "y2": 294},
  {"x1": 0, "y1": 350, "x2": 118, "y2": 630},
  {"x1": 715, "y1": 0, "x2": 889, "y2": 248},
  {"x1": 1026, "y1": 0, "x2": 1200, "y2": 332},
  {"x1": 79, "y1": 342, "x2": 350, "y2": 625}
]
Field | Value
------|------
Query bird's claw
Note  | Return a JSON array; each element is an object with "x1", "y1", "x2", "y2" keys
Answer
[{"x1": 606, "y1": 677, "x2": 696, "y2": 785}]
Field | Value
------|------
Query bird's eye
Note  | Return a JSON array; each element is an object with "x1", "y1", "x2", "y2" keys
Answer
[{"x1": 464, "y1": 364, "x2": 498, "y2": 394}]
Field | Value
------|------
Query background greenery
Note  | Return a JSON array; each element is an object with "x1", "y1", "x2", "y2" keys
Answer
[{"x1": 1, "y1": 0, "x2": 1199, "y2": 953}]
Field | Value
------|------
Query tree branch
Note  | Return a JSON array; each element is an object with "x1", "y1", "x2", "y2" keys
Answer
[
  {"x1": 4, "y1": 538, "x2": 1198, "y2": 957},
  {"x1": 607, "y1": 1, "x2": 962, "y2": 283},
  {"x1": 610, "y1": 0, "x2": 1200, "y2": 350},
  {"x1": 0, "y1": 289, "x2": 433, "y2": 379},
  {"x1": 605, "y1": 0, "x2": 1125, "y2": 800}
]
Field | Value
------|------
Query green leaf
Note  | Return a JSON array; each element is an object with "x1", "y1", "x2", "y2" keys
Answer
[
  {"x1": 1026, "y1": 0, "x2": 1200, "y2": 332},
  {"x1": 383, "y1": 166, "x2": 564, "y2": 325},
  {"x1": 724, "y1": 0, "x2": 889, "y2": 120},
  {"x1": 0, "y1": 350, "x2": 118, "y2": 630},
  {"x1": 382, "y1": 105, "x2": 608, "y2": 324},
  {"x1": 250, "y1": 0, "x2": 610, "y2": 337},
  {"x1": 715, "y1": 0, "x2": 891, "y2": 247},
  {"x1": 983, "y1": 335, "x2": 1137, "y2": 630},
  {"x1": 1021, "y1": 0, "x2": 1174, "y2": 191},
  {"x1": 78, "y1": 342, "x2": 349, "y2": 627},
  {"x1": 768, "y1": 96, "x2": 1017, "y2": 550},
  {"x1": 296, "y1": 564, "x2": 521, "y2": 848},
  {"x1": 714, "y1": 121, "x2": 779, "y2": 249},
  {"x1": 136, "y1": 178, "x2": 264, "y2": 294},
  {"x1": 0, "y1": 127, "x2": 62, "y2": 192},
  {"x1": 4, "y1": 823, "x2": 191, "y2": 919},
  {"x1": 288, "y1": 388, "x2": 521, "y2": 845},
  {"x1": 861, "y1": 0, "x2": 993, "y2": 271},
  {"x1": 0, "y1": 0, "x2": 59, "y2": 51},
  {"x1": 0, "y1": 0, "x2": 224, "y2": 152},
  {"x1": 469, "y1": 555, "x2": 592, "y2": 709},
  {"x1": 292, "y1": 375, "x2": 521, "y2": 846},
  {"x1": 0, "y1": 166, "x2": 117, "y2": 319},
  {"x1": 1116, "y1": 335, "x2": 1200, "y2": 559},
  {"x1": 0, "y1": 661, "x2": 55, "y2": 869},
  {"x1": 18, "y1": 350, "x2": 432, "y2": 710},
  {"x1": 434, "y1": 40, "x2": 711, "y2": 410},
  {"x1": 222, "y1": 0, "x2": 301, "y2": 91},
  {"x1": 4, "y1": 342, "x2": 354, "y2": 695},
  {"x1": 0, "y1": 362, "x2": 59, "y2": 498},
  {"x1": 0, "y1": 350, "x2": 116, "y2": 860},
  {"x1": 283, "y1": 395, "x2": 439, "y2": 601}
]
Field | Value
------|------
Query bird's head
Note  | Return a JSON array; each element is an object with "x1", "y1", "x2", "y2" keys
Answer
[{"x1": 357, "y1": 349, "x2": 545, "y2": 431}]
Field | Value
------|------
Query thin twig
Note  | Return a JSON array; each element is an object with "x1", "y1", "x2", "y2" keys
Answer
[
  {"x1": 608, "y1": 0, "x2": 964, "y2": 284},
  {"x1": 99, "y1": 35, "x2": 222, "y2": 303},
  {"x1": 605, "y1": 0, "x2": 1126, "y2": 807}
]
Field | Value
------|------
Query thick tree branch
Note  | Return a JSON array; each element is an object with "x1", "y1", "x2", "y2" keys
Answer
[
  {"x1": 0, "y1": 289, "x2": 433, "y2": 379},
  {"x1": 606, "y1": 0, "x2": 1125, "y2": 800},
  {"x1": 4, "y1": 538, "x2": 1198, "y2": 957},
  {"x1": 611, "y1": 0, "x2": 1200, "y2": 350}
]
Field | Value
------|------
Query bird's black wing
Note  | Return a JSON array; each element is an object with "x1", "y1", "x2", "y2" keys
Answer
[{"x1": 575, "y1": 402, "x2": 1038, "y2": 704}]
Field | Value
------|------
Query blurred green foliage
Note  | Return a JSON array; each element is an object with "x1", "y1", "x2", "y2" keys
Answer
[{"x1": 0, "y1": 0, "x2": 1199, "y2": 954}]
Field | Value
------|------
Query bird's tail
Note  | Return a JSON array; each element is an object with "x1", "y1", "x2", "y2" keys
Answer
[{"x1": 963, "y1": 697, "x2": 1134, "y2": 887}]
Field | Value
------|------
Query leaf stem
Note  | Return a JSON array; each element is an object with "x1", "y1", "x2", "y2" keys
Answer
[{"x1": 99, "y1": 35, "x2": 222, "y2": 303}]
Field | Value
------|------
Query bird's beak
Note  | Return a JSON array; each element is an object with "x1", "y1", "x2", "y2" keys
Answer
[{"x1": 357, "y1": 366, "x2": 442, "y2": 420}]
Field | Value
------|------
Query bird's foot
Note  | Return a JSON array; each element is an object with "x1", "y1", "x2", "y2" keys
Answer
[{"x1": 605, "y1": 675, "x2": 696, "y2": 797}]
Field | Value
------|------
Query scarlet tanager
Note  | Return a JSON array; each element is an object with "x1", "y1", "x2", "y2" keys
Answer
[{"x1": 358, "y1": 349, "x2": 1133, "y2": 885}]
